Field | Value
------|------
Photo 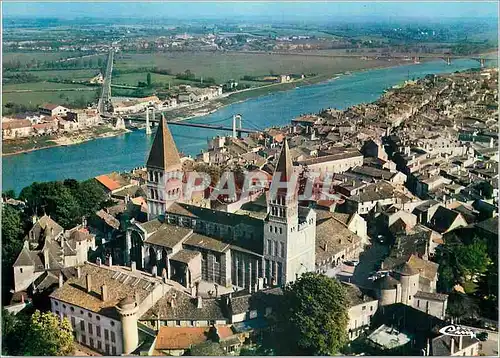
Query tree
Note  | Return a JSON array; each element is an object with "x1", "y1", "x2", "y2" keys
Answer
[
  {"x1": 434, "y1": 235, "x2": 491, "y2": 291},
  {"x1": 24, "y1": 310, "x2": 75, "y2": 356},
  {"x1": 280, "y1": 273, "x2": 349, "y2": 355},
  {"x1": 19, "y1": 182, "x2": 82, "y2": 228},
  {"x1": 187, "y1": 341, "x2": 225, "y2": 356},
  {"x1": 146, "y1": 72, "x2": 152, "y2": 87},
  {"x1": 2, "y1": 189, "x2": 16, "y2": 200},
  {"x1": 1, "y1": 309, "x2": 26, "y2": 355},
  {"x1": 446, "y1": 292, "x2": 480, "y2": 322},
  {"x1": 2, "y1": 206, "x2": 25, "y2": 266}
]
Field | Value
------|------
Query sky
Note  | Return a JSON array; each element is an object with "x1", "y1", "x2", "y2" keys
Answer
[{"x1": 2, "y1": 1, "x2": 498, "y2": 20}]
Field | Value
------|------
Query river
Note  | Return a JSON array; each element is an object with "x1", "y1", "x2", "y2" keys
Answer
[{"x1": 2, "y1": 59, "x2": 494, "y2": 193}]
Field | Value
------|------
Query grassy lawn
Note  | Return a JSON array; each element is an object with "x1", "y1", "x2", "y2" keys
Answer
[{"x1": 114, "y1": 51, "x2": 390, "y2": 83}]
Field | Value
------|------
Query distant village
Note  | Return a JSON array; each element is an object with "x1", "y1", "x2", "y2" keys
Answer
[{"x1": 2, "y1": 67, "x2": 498, "y2": 356}]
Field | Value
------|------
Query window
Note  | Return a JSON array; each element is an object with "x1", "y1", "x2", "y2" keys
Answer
[
  {"x1": 88, "y1": 313, "x2": 92, "y2": 318},
  {"x1": 112, "y1": 346, "x2": 117, "y2": 355},
  {"x1": 269, "y1": 225, "x2": 272, "y2": 232},
  {"x1": 417, "y1": 300, "x2": 420, "y2": 308},
  {"x1": 20, "y1": 268, "x2": 23, "y2": 273},
  {"x1": 267, "y1": 240, "x2": 271, "y2": 255},
  {"x1": 96, "y1": 315, "x2": 100, "y2": 321},
  {"x1": 279, "y1": 227, "x2": 283, "y2": 234},
  {"x1": 370, "y1": 306, "x2": 373, "y2": 311},
  {"x1": 409, "y1": 296, "x2": 411, "y2": 301},
  {"x1": 96, "y1": 326, "x2": 101, "y2": 337},
  {"x1": 191, "y1": 320, "x2": 196, "y2": 326},
  {"x1": 88, "y1": 323, "x2": 93, "y2": 335},
  {"x1": 80, "y1": 310, "x2": 84, "y2": 314},
  {"x1": 105, "y1": 344, "x2": 110, "y2": 355},
  {"x1": 362, "y1": 306, "x2": 366, "y2": 311},
  {"x1": 110, "y1": 321, "x2": 115, "y2": 327},
  {"x1": 54, "y1": 301, "x2": 59, "y2": 306},
  {"x1": 70, "y1": 307, "x2": 74, "y2": 312},
  {"x1": 97, "y1": 341, "x2": 102, "y2": 351},
  {"x1": 274, "y1": 241, "x2": 278, "y2": 256},
  {"x1": 63, "y1": 304, "x2": 66, "y2": 309},
  {"x1": 111, "y1": 331, "x2": 116, "y2": 343},
  {"x1": 81, "y1": 335, "x2": 86, "y2": 344},
  {"x1": 280, "y1": 243, "x2": 285, "y2": 258},
  {"x1": 56, "y1": 310, "x2": 60, "y2": 316},
  {"x1": 80, "y1": 320, "x2": 85, "y2": 331},
  {"x1": 214, "y1": 255, "x2": 220, "y2": 264},
  {"x1": 71, "y1": 317, "x2": 76, "y2": 328},
  {"x1": 104, "y1": 329, "x2": 109, "y2": 341},
  {"x1": 89, "y1": 338, "x2": 94, "y2": 348},
  {"x1": 176, "y1": 320, "x2": 181, "y2": 326}
]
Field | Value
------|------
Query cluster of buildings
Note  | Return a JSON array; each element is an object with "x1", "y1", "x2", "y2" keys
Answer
[
  {"x1": 111, "y1": 84, "x2": 223, "y2": 116},
  {"x1": 2, "y1": 104, "x2": 101, "y2": 139},
  {"x1": 4, "y1": 68, "x2": 497, "y2": 356}
]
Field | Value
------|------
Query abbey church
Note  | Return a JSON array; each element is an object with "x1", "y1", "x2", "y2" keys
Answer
[{"x1": 126, "y1": 116, "x2": 317, "y2": 290}]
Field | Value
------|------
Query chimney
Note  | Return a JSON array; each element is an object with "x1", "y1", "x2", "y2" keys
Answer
[
  {"x1": 76, "y1": 266, "x2": 81, "y2": 278},
  {"x1": 86, "y1": 274, "x2": 92, "y2": 293},
  {"x1": 152, "y1": 265, "x2": 157, "y2": 277},
  {"x1": 197, "y1": 296, "x2": 203, "y2": 309},
  {"x1": 108, "y1": 255, "x2": 113, "y2": 267},
  {"x1": 101, "y1": 284, "x2": 108, "y2": 301},
  {"x1": 96, "y1": 257, "x2": 102, "y2": 266},
  {"x1": 451, "y1": 336, "x2": 455, "y2": 355},
  {"x1": 43, "y1": 249, "x2": 50, "y2": 269},
  {"x1": 82, "y1": 216, "x2": 87, "y2": 228},
  {"x1": 59, "y1": 272, "x2": 64, "y2": 288},
  {"x1": 214, "y1": 284, "x2": 219, "y2": 297},
  {"x1": 131, "y1": 261, "x2": 136, "y2": 272}
]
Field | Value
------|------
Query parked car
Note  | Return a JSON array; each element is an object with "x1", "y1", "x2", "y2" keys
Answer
[{"x1": 476, "y1": 331, "x2": 488, "y2": 341}]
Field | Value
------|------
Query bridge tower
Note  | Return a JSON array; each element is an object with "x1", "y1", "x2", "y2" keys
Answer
[
  {"x1": 145, "y1": 107, "x2": 152, "y2": 135},
  {"x1": 115, "y1": 116, "x2": 126, "y2": 130},
  {"x1": 446, "y1": 57, "x2": 451, "y2": 65},
  {"x1": 232, "y1": 114, "x2": 242, "y2": 138},
  {"x1": 480, "y1": 58, "x2": 485, "y2": 68}
]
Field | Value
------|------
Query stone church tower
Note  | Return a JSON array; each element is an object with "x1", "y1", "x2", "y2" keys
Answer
[
  {"x1": 263, "y1": 139, "x2": 316, "y2": 286},
  {"x1": 146, "y1": 115, "x2": 183, "y2": 219}
]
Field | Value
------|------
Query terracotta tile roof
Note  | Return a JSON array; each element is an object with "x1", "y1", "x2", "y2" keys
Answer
[
  {"x1": 155, "y1": 326, "x2": 209, "y2": 350},
  {"x1": 147, "y1": 115, "x2": 181, "y2": 170},
  {"x1": 407, "y1": 254, "x2": 438, "y2": 281},
  {"x1": 49, "y1": 263, "x2": 163, "y2": 319},
  {"x1": 141, "y1": 289, "x2": 226, "y2": 321},
  {"x1": 40, "y1": 103, "x2": 61, "y2": 110},
  {"x1": 95, "y1": 175, "x2": 121, "y2": 191},
  {"x1": 315, "y1": 217, "x2": 361, "y2": 264},
  {"x1": 170, "y1": 249, "x2": 202, "y2": 264},
  {"x1": 2, "y1": 119, "x2": 32, "y2": 129},
  {"x1": 184, "y1": 233, "x2": 230, "y2": 253},
  {"x1": 145, "y1": 225, "x2": 192, "y2": 248}
]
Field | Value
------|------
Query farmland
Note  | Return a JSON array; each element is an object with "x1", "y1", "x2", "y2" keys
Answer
[{"x1": 113, "y1": 51, "x2": 393, "y2": 83}]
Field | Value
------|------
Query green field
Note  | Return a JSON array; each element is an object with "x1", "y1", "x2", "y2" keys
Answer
[
  {"x1": 3, "y1": 81, "x2": 96, "y2": 92},
  {"x1": 2, "y1": 90, "x2": 97, "y2": 108},
  {"x1": 4, "y1": 69, "x2": 100, "y2": 81},
  {"x1": 114, "y1": 51, "x2": 390, "y2": 83},
  {"x1": 3, "y1": 51, "x2": 81, "y2": 65}
]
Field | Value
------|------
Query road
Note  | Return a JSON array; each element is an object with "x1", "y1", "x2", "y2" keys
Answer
[{"x1": 98, "y1": 50, "x2": 114, "y2": 115}]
